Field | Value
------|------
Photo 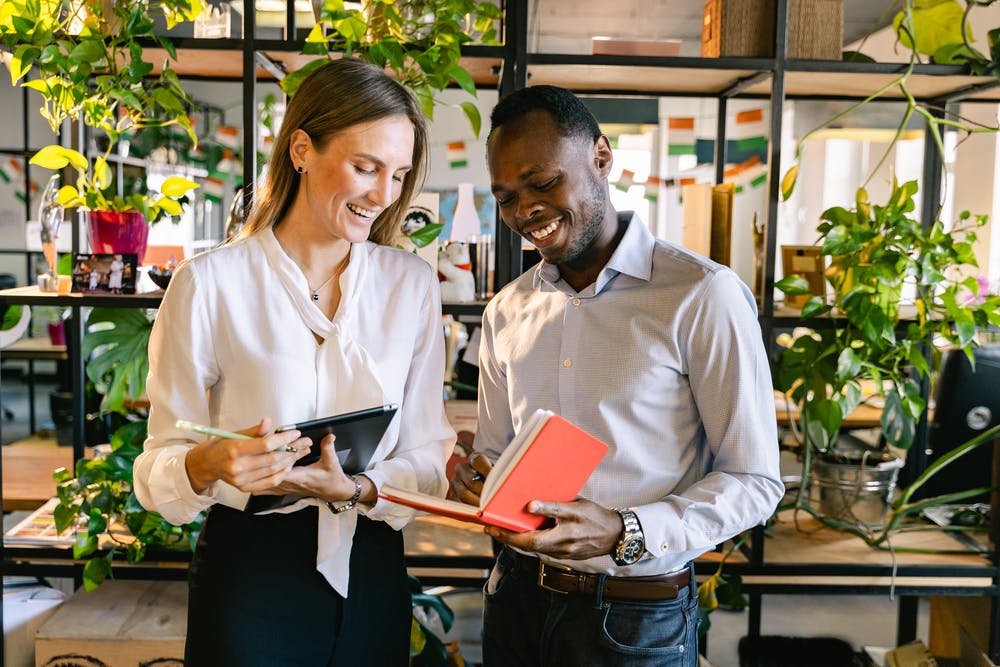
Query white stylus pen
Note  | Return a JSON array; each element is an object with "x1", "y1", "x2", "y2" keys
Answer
[{"x1": 175, "y1": 419, "x2": 252, "y2": 440}]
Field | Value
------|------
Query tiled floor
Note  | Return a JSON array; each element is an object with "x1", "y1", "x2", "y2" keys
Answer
[{"x1": 0, "y1": 368, "x2": 932, "y2": 667}]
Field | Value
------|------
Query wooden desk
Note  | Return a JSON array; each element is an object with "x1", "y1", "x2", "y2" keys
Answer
[{"x1": 1, "y1": 436, "x2": 78, "y2": 511}]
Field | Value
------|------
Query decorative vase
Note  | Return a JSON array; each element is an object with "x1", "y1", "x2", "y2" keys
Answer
[{"x1": 87, "y1": 210, "x2": 149, "y2": 265}]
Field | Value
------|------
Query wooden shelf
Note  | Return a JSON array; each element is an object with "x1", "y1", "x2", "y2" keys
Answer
[
  {"x1": 1, "y1": 337, "x2": 67, "y2": 361},
  {"x1": 0, "y1": 286, "x2": 164, "y2": 308}
]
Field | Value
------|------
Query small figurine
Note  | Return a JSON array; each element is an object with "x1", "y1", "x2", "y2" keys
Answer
[{"x1": 438, "y1": 242, "x2": 475, "y2": 303}]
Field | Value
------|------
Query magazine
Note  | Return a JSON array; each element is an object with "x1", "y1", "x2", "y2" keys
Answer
[{"x1": 4, "y1": 498, "x2": 80, "y2": 546}]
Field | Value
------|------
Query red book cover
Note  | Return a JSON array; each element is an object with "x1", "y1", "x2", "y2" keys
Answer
[{"x1": 379, "y1": 410, "x2": 608, "y2": 532}]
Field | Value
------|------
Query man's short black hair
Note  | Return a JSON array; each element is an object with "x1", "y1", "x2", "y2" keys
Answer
[{"x1": 489, "y1": 85, "x2": 601, "y2": 143}]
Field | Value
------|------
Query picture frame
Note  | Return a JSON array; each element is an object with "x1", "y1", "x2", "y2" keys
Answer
[
  {"x1": 780, "y1": 245, "x2": 825, "y2": 309},
  {"x1": 72, "y1": 253, "x2": 139, "y2": 294}
]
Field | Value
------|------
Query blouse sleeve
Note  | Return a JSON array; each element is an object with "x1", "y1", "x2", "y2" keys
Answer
[
  {"x1": 133, "y1": 261, "x2": 222, "y2": 525},
  {"x1": 359, "y1": 263, "x2": 455, "y2": 526}
]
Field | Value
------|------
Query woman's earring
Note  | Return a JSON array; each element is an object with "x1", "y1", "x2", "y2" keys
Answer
[{"x1": 297, "y1": 165, "x2": 304, "y2": 174}]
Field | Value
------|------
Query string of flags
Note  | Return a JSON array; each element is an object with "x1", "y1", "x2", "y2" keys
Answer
[
  {"x1": 447, "y1": 141, "x2": 468, "y2": 169},
  {"x1": 0, "y1": 157, "x2": 40, "y2": 205}
]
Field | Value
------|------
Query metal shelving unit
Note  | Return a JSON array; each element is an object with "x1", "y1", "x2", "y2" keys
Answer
[{"x1": 3, "y1": 0, "x2": 1000, "y2": 659}]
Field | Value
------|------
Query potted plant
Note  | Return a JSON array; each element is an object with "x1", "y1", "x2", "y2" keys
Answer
[
  {"x1": 29, "y1": 144, "x2": 198, "y2": 264},
  {"x1": 53, "y1": 419, "x2": 202, "y2": 590},
  {"x1": 773, "y1": 179, "x2": 1000, "y2": 525},
  {"x1": 0, "y1": 0, "x2": 204, "y2": 145},
  {"x1": 285, "y1": 0, "x2": 503, "y2": 136}
]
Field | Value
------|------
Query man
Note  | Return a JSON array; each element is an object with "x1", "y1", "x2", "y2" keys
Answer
[{"x1": 452, "y1": 85, "x2": 784, "y2": 666}]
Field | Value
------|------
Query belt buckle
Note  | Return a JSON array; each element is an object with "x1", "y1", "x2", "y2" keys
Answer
[{"x1": 537, "y1": 560, "x2": 573, "y2": 595}]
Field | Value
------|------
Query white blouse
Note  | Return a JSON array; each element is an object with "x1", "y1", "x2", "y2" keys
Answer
[{"x1": 133, "y1": 228, "x2": 455, "y2": 596}]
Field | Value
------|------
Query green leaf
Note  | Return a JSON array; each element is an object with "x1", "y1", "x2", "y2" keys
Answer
[
  {"x1": 893, "y1": 0, "x2": 967, "y2": 57},
  {"x1": 775, "y1": 275, "x2": 810, "y2": 295},
  {"x1": 841, "y1": 50, "x2": 876, "y2": 63},
  {"x1": 459, "y1": 100, "x2": 482, "y2": 139},
  {"x1": 781, "y1": 164, "x2": 798, "y2": 201},
  {"x1": 82, "y1": 554, "x2": 111, "y2": 591},
  {"x1": 407, "y1": 222, "x2": 444, "y2": 248},
  {"x1": 280, "y1": 58, "x2": 329, "y2": 98},
  {"x1": 800, "y1": 297, "x2": 831, "y2": 319},
  {"x1": 159, "y1": 176, "x2": 199, "y2": 197}
]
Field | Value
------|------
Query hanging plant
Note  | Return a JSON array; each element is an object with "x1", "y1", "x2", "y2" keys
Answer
[
  {"x1": 0, "y1": 0, "x2": 205, "y2": 144},
  {"x1": 282, "y1": 0, "x2": 503, "y2": 137}
]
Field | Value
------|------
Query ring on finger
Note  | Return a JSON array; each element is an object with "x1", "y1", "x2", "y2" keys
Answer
[{"x1": 281, "y1": 445, "x2": 298, "y2": 453}]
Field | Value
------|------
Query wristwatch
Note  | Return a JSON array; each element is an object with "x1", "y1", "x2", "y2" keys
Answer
[{"x1": 612, "y1": 508, "x2": 645, "y2": 566}]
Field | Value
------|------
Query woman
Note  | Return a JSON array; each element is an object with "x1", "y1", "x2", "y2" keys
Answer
[{"x1": 133, "y1": 59, "x2": 455, "y2": 665}]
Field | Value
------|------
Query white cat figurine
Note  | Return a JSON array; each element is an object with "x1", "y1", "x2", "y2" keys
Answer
[{"x1": 438, "y1": 242, "x2": 476, "y2": 303}]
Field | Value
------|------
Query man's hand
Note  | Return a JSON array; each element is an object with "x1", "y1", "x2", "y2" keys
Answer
[
  {"x1": 485, "y1": 498, "x2": 624, "y2": 561},
  {"x1": 450, "y1": 451, "x2": 493, "y2": 505}
]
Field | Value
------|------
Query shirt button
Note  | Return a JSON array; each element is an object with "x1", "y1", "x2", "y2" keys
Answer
[
  {"x1": 661, "y1": 543, "x2": 668, "y2": 550},
  {"x1": 572, "y1": 298, "x2": 581, "y2": 307},
  {"x1": 563, "y1": 358, "x2": 572, "y2": 368}
]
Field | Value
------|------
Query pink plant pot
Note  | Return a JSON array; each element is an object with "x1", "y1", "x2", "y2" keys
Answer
[{"x1": 87, "y1": 210, "x2": 149, "y2": 265}]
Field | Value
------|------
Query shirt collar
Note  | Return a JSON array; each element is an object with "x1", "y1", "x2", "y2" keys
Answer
[{"x1": 534, "y1": 211, "x2": 653, "y2": 294}]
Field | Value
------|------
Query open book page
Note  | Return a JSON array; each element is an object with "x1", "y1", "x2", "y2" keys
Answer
[
  {"x1": 379, "y1": 408, "x2": 608, "y2": 532},
  {"x1": 480, "y1": 409, "x2": 553, "y2": 504}
]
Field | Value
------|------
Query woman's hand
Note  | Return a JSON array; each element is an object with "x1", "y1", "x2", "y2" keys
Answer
[
  {"x1": 267, "y1": 434, "x2": 378, "y2": 504},
  {"x1": 184, "y1": 417, "x2": 312, "y2": 494}
]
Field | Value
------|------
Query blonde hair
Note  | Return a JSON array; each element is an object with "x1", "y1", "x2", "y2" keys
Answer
[{"x1": 240, "y1": 59, "x2": 429, "y2": 246}]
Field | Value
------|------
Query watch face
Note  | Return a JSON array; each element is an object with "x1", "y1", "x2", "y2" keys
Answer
[{"x1": 620, "y1": 537, "x2": 644, "y2": 563}]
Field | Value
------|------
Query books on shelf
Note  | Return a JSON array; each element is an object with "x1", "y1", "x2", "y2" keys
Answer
[
  {"x1": 4, "y1": 498, "x2": 80, "y2": 546},
  {"x1": 379, "y1": 409, "x2": 609, "y2": 532}
]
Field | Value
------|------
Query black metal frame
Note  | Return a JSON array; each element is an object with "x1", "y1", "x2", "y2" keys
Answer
[{"x1": 3, "y1": 0, "x2": 1000, "y2": 661}]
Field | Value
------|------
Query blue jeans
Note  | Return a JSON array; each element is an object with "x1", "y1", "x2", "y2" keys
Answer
[{"x1": 483, "y1": 548, "x2": 699, "y2": 667}]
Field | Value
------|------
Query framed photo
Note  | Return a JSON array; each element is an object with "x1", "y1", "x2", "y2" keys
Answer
[
  {"x1": 780, "y1": 245, "x2": 825, "y2": 309},
  {"x1": 72, "y1": 253, "x2": 138, "y2": 294}
]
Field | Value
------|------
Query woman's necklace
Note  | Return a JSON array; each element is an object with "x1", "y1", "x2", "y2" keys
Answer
[{"x1": 309, "y1": 251, "x2": 350, "y2": 301}]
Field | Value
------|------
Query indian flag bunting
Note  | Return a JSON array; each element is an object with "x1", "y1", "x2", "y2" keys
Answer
[
  {"x1": 447, "y1": 141, "x2": 467, "y2": 169},
  {"x1": 0, "y1": 163, "x2": 9, "y2": 184},
  {"x1": 750, "y1": 172, "x2": 767, "y2": 188},
  {"x1": 723, "y1": 155, "x2": 761, "y2": 181},
  {"x1": 213, "y1": 125, "x2": 240, "y2": 149},
  {"x1": 667, "y1": 117, "x2": 696, "y2": 156},
  {"x1": 202, "y1": 176, "x2": 225, "y2": 203},
  {"x1": 615, "y1": 169, "x2": 637, "y2": 191},
  {"x1": 643, "y1": 176, "x2": 662, "y2": 203}
]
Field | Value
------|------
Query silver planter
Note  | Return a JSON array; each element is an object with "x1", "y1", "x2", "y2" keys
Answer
[{"x1": 808, "y1": 450, "x2": 904, "y2": 526}]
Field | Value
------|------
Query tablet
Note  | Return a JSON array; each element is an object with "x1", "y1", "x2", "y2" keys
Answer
[{"x1": 277, "y1": 403, "x2": 399, "y2": 473}]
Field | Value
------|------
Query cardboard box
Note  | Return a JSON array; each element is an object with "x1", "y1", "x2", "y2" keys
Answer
[
  {"x1": 591, "y1": 37, "x2": 681, "y2": 57},
  {"x1": 701, "y1": 0, "x2": 843, "y2": 60},
  {"x1": 35, "y1": 580, "x2": 186, "y2": 667}
]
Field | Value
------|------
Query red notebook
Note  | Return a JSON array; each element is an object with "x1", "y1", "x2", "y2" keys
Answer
[{"x1": 379, "y1": 409, "x2": 608, "y2": 532}]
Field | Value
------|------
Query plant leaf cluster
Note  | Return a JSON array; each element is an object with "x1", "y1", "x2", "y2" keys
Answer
[
  {"x1": 284, "y1": 0, "x2": 503, "y2": 137},
  {"x1": 29, "y1": 144, "x2": 199, "y2": 224},
  {"x1": 773, "y1": 180, "x2": 1000, "y2": 453},
  {"x1": 0, "y1": 0, "x2": 204, "y2": 144},
  {"x1": 81, "y1": 306, "x2": 154, "y2": 413},
  {"x1": 53, "y1": 419, "x2": 203, "y2": 591},
  {"x1": 781, "y1": 0, "x2": 1000, "y2": 201}
]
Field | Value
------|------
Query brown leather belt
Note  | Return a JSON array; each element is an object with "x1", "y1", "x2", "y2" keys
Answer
[{"x1": 509, "y1": 551, "x2": 689, "y2": 601}]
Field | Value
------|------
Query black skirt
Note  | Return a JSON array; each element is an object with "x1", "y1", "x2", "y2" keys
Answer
[{"x1": 184, "y1": 504, "x2": 410, "y2": 667}]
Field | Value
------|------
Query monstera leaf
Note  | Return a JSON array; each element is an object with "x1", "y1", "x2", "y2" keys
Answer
[{"x1": 82, "y1": 308, "x2": 154, "y2": 413}]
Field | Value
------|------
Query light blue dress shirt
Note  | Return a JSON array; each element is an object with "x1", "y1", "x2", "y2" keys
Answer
[{"x1": 476, "y1": 212, "x2": 784, "y2": 576}]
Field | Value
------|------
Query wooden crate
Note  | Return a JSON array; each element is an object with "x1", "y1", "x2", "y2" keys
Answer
[
  {"x1": 701, "y1": 0, "x2": 843, "y2": 60},
  {"x1": 35, "y1": 580, "x2": 186, "y2": 667}
]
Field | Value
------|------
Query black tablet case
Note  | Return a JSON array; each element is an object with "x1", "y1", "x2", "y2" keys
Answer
[{"x1": 244, "y1": 404, "x2": 398, "y2": 514}]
